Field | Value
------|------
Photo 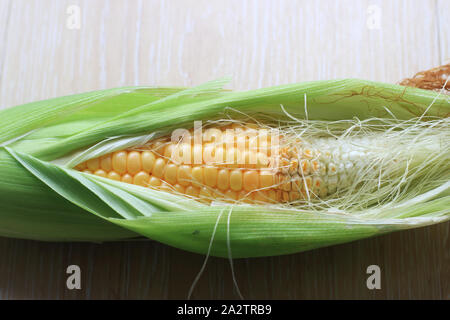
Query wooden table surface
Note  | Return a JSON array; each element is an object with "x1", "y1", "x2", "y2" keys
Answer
[{"x1": 0, "y1": 0, "x2": 448, "y2": 299}]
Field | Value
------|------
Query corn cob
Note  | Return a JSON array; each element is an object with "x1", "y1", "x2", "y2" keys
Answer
[{"x1": 74, "y1": 122, "x2": 391, "y2": 205}]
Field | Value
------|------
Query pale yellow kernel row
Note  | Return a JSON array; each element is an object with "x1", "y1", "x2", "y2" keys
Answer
[{"x1": 74, "y1": 124, "x2": 328, "y2": 204}]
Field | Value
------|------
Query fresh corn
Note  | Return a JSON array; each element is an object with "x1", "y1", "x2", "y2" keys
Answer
[
  {"x1": 73, "y1": 123, "x2": 359, "y2": 204},
  {"x1": 75, "y1": 124, "x2": 315, "y2": 203},
  {"x1": 73, "y1": 119, "x2": 443, "y2": 209},
  {"x1": 0, "y1": 75, "x2": 449, "y2": 258}
]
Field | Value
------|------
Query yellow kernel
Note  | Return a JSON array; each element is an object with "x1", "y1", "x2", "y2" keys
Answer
[
  {"x1": 164, "y1": 144, "x2": 176, "y2": 159},
  {"x1": 121, "y1": 173, "x2": 133, "y2": 184},
  {"x1": 299, "y1": 159, "x2": 310, "y2": 175},
  {"x1": 303, "y1": 148, "x2": 313, "y2": 159},
  {"x1": 282, "y1": 179, "x2": 291, "y2": 191},
  {"x1": 203, "y1": 144, "x2": 215, "y2": 164},
  {"x1": 328, "y1": 163, "x2": 337, "y2": 175},
  {"x1": 199, "y1": 187, "x2": 212, "y2": 199},
  {"x1": 112, "y1": 151, "x2": 127, "y2": 174},
  {"x1": 86, "y1": 157, "x2": 100, "y2": 171},
  {"x1": 141, "y1": 151, "x2": 156, "y2": 172},
  {"x1": 226, "y1": 147, "x2": 241, "y2": 167},
  {"x1": 254, "y1": 190, "x2": 268, "y2": 202},
  {"x1": 291, "y1": 178, "x2": 302, "y2": 192},
  {"x1": 256, "y1": 152, "x2": 269, "y2": 167},
  {"x1": 213, "y1": 146, "x2": 225, "y2": 165},
  {"x1": 311, "y1": 160, "x2": 320, "y2": 174},
  {"x1": 177, "y1": 165, "x2": 192, "y2": 187},
  {"x1": 173, "y1": 143, "x2": 192, "y2": 164},
  {"x1": 224, "y1": 190, "x2": 238, "y2": 200},
  {"x1": 257, "y1": 129, "x2": 269, "y2": 152},
  {"x1": 280, "y1": 158, "x2": 290, "y2": 171},
  {"x1": 223, "y1": 128, "x2": 235, "y2": 145},
  {"x1": 152, "y1": 158, "x2": 166, "y2": 178},
  {"x1": 163, "y1": 163, "x2": 178, "y2": 184},
  {"x1": 235, "y1": 130, "x2": 247, "y2": 151},
  {"x1": 151, "y1": 140, "x2": 165, "y2": 156},
  {"x1": 243, "y1": 151, "x2": 256, "y2": 168},
  {"x1": 243, "y1": 170, "x2": 259, "y2": 192},
  {"x1": 289, "y1": 159, "x2": 299, "y2": 174},
  {"x1": 238, "y1": 190, "x2": 253, "y2": 202},
  {"x1": 302, "y1": 176, "x2": 313, "y2": 192},
  {"x1": 275, "y1": 190, "x2": 282, "y2": 202},
  {"x1": 127, "y1": 151, "x2": 142, "y2": 175},
  {"x1": 100, "y1": 155, "x2": 112, "y2": 171},
  {"x1": 313, "y1": 176, "x2": 322, "y2": 188},
  {"x1": 149, "y1": 176, "x2": 161, "y2": 187},
  {"x1": 107, "y1": 171, "x2": 121, "y2": 181},
  {"x1": 133, "y1": 171, "x2": 150, "y2": 187},
  {"x1": 289, "y1": 191, "x2": 301, "y2": 202},
  {"x1": 203, "y1": 128, "x2": 223, "y2": 144},
  {"x1": 259, "y1": 170, "x2": 274, "y2": 188},
  {"x1": 173, "y1": 184, "x2": 185, "y2": 194},
  {"x1": 82, "y1": 169, "x2": 92, "y2": 174},
  {"x1": 312, "y1": 177, "x2": 323, "y2": 195},
  {"x1": 204, "y1": 166, "x2": 218, "y2": 187},
  {"x1": 94, "y1": 169, "x2": 107, "y2": 178},
  {"x1": 247, "y1": 129, "x2": 258, "y2": 152},
  {"x1": 191, "y1": 166, "x2": 203, "y2": 187},
  {"x1": 159, "y1": 183, "x2": 172, "y2": 193},
  {"x1": 230, "y1": 170, "x2": 243, "y2": 191},
  {"x1": 217, "y1": 169, "x2": 229, "y2": 191},
  {"x1": 267, "y1": 189, "x2": 277, "y2": 203},
  {"x1": 203, "y1": 144, "x2": 224, "y2": 165},
  {"x1": 185, "y1": 186, "x2": 200, "y2": 197},
  {"x1": 75, "y1": 162, "x2": 87, "y2": 170},
  {"x1": 192, "y1": 144, "x2": 203, "y2": 165}
]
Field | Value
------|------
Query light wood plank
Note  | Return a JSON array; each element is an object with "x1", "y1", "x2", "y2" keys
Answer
[
  {"x1": 0, "y1": 0, "x2": 12, "y2": 90},
  {"x1": 0, "y1": 0, "x2": 447, "y2": 300},
  {"x1": 0, "y1": 0, "x2": 443, "y2": 109},
  {"x1": 437, "y1": 0, "x2": 450, "y2": 64}
]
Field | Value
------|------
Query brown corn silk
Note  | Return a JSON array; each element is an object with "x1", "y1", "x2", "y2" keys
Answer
[{"x1": 399, "y1": 63, "x2": 450, "y2": 94}]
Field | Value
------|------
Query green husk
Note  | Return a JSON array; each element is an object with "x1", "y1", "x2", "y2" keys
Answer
[{"x1": 0, "y1": 79, "x2": 449, "y2": 258}]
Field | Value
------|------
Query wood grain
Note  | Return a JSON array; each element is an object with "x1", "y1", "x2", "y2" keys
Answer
[
  {"x1": 0, "y1": 0, "x2": 448, "y2": 299},
  {"x1": 437, "y1": 0, "x2": 449, "y2": 63}
]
